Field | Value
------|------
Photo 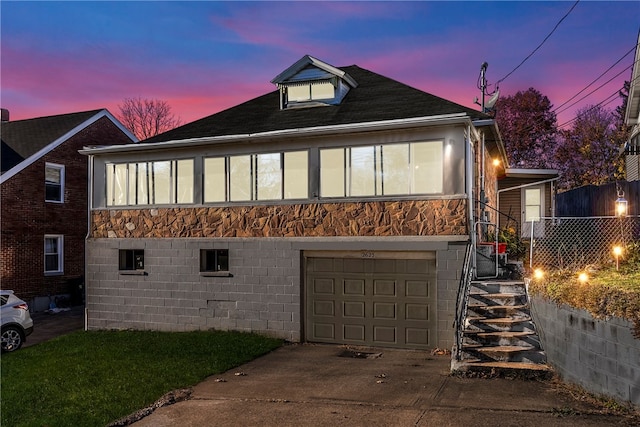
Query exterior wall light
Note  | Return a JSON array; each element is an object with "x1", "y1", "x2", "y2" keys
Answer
[
  {"x1": 492, "y1": 158, "x2": 501, "y2": 167},
  {"x1": 615, "y1": 184, "x2": 628, "y2": 217}
]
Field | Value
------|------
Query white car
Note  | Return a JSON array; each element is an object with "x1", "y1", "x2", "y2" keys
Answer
[{"x1": 1, "y1": 290, "x2": 34, "y2": 352}]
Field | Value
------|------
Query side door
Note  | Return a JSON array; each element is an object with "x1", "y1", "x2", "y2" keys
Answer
[{"x1": 521, "y1": 185, "x2": 545, "y2": 239}]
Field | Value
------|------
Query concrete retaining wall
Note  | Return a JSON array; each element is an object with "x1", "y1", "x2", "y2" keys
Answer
[{"x1": 530, "y1": 295, "x2": 640, "y2": 407}]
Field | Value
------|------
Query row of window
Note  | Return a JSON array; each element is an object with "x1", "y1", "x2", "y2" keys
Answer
[
  {"x1": 106, "y1": 141, "x2": 444, "y2": 207},
  {"x1": 119, "y1": 249, "x2": 229, "y2": 273}
]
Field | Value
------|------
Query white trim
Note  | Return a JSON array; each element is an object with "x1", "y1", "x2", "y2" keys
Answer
[
  {"x1": 79, "y1": 113, "x2": 473, "y2": 155},
  {"x1": 0, "y1": 110, "x2": 137, "y2": 184}
]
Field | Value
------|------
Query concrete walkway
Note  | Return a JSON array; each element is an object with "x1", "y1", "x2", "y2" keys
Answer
[
  {"x1": 131, "y1": 344, "x2": 635, "y2": 427},
  {"x1": 25, "y1": 309, "x2": 637, "y2": 426}
]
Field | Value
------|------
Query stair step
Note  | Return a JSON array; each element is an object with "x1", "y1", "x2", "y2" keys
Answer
[
  {"x1": 466, "y1": 316, "x2": 532, "y2": 324},
  {"x1": 467, "y1": 304, "x2": 528, "y2": 310},
  {"x1": 474, "y1": 331, "x2": 535, "y2": 338},
  {"x1": 466, "y1": 361, "x2": 551, "y2": 371},
  {"x1": 475, "y1": 345, "x2": 537, "y2": 353}
]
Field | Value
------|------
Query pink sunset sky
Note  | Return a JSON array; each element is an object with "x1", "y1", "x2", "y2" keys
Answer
[{"x1": 1, "y1": 1, "x2": 638, "y2": 129}]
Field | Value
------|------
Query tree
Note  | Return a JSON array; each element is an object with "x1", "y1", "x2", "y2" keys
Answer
[
  {"x1": 117, "y1": 97, "x2": 182, "y2": 140},
  {"x1": 554, "y1": 104, "x2": 624, "y2": 191},
  {"x1": 494, "y1": 88, "x2": 559, "y2": 169}
]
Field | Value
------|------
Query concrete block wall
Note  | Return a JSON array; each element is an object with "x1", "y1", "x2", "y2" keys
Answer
[
  {"x1": 86, "y1": 238, "x2": 301, "y2": 342},
  {"x1": 436, "y1": 243, "x2": 466, "y2": 350},
  {"x1": 530, "y1": 295, "x2": 640, "y2": 407},
  {"x1": 87, "y1": 237, "x2": 463, "y2": 349}
]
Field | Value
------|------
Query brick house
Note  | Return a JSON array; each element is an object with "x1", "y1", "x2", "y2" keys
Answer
[
  {"x1": 81, "y1": 56, "x2": 507, "y2": 350},
  {"x1": 1, "y1": 109, "x2": 136, "y2": 311}
]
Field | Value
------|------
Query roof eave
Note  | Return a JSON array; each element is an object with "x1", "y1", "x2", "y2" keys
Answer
[{"x1": 80, "y1": 113, "x2": 473, "y2": 156}]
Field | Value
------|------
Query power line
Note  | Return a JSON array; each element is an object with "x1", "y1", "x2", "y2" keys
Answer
[
  {"x1": 553, "y1": 44, "x2": 637, "y2": 113},
  {"x1": 496, "y1": 0, "x2": 580, "y2": 86}
]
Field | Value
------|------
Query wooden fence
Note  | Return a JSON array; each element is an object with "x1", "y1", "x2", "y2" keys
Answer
[{"x1": 556, "y1": 181, "x2": 640, "y2": 217}]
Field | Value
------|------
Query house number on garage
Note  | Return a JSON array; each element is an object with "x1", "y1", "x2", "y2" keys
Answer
[{"x1": 361, "y1": 251, "x2": 375, "y2": 258}]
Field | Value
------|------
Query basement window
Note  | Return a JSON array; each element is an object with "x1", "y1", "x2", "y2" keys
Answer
[
  {"x1": 119, "y1": 249, "x2": 144, "y2": 273},
  {"x1": 200, "y1": 249, "x2": 231, "y2": 277}
]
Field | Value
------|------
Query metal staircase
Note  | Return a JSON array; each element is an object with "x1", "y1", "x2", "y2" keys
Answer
[{"x1": 452, "y1": 279, "x2": 551, "y2": 377}]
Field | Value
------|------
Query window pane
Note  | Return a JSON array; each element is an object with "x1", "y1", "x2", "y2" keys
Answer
[
  {"x1": 137, "y1": 163, "x2": 150, "y2": 205},
  {"x1": 525, "y1": 205, "x2": 541, "y2": 222},
  {"x1": 112, "y1": 164, "x2": 128, "y2": 206},
  {"x1": 320, "y1": 149, "x2": 345, "y2": 197},
  {"x1": 153, "y1": 161, "x2": 171, "y2": 204},
  {"x1": 229, "y1": 155, "x2": 251, "y2": 201},
  {"x1": 412, "y1": 141, "x2": 443, "y2": 194},
  {"x1": 256, "y1": 153, "x2": 282, "y2": 200},
  {"x1": 311, "y1": 82, "x2": 334, "y2": 100},
  {"x1": 204, "y1": 157, "x2": 226, "y2": 202},
  {"x1": 288, "y1": 85, "x2": 310, "y2": 102},
  {"x1": 45, "y1": 165, "x2": 63, "y2": 202},
  {"x1": 350, "y1": 146, "x2": 375, "y2": 196},
  {"x1": 128, "y1": 164, "x2": 137, "y2": 205},
  {"x1": 382, "y1": 144, "x2": 410, "y2": 195},
  {"x1": 525, "y1": 188, "x2": 541, "y2": 205},
  {"x1": 284, "y1": 151, "x2": 308, "y2": 199},
  {"x1": 176, "y1": 159, "x2": 194, "y2": 203},
  {"x1": 44, "y1": 236, "x2": 61, "y2": 272}
]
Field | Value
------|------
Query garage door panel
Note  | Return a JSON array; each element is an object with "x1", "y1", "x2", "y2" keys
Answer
[
  {"x1": 406, "y1": 303, "x2": 429, "y2": 321},
  {"x1": 344, "y1": 324, "x2": 366, "y2": 341},
  {"x1": 374, "y1": 280, "x2": 396, "y2": 296},
  {"x1": 314, "y1": 300, "x2": 335, "y2": 316},
  {"x1": 374, "y1": 326, "x2": 397, "y2": 344},
  {"x1": 343, "y1": 301, "x2": 365, "y2": 318},
  {"x1": 306, "y1": 255, "x2": 436, "y2": 349},
  {"x1": 313, "y1": 278, "x2": 335, "y2": 294},
  {"x1": 374, "y1": 302, "x2": 396, "y2": 319},
  {"x1": 406, "y1": 280, "x2": 429, "y2": 297},
  {"x1": 344, "y1": 279, "x2": 365, "y2": 295},
  {"x1": 313, "y1": 323, "x2": 335, "y2": 340}
]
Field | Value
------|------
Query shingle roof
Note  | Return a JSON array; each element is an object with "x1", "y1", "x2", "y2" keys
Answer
[
  {"x1": 1, "y1": 109, "x2": 103, "y2": 172},
  {"x1": 145, "y1": 65, "x2": 487, "y2": 143}
]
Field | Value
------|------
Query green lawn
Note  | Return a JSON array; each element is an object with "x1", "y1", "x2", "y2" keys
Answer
[{"x1": 1, "y1": 330, "x2": 282, "y2": 427}]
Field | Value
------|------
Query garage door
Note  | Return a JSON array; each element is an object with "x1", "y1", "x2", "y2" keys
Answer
[{"x1": 305, "y1": 252, "x2": 436, "y2": 349}]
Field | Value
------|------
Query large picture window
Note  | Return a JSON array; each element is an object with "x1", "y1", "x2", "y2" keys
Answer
[
  {"x1": 319, "y1": 141, "x2": 443, "y2": 198},
  {"x1": 204, "y1": 150, "x2": 308, "y2": 203},
  {"x1": 106, "y1": 159, "x2": 194, "y2": 206}
]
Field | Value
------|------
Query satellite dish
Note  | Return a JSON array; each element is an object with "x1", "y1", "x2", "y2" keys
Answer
[{"x1": 484, "y1": 89, "x2": 500, "y2": 110}]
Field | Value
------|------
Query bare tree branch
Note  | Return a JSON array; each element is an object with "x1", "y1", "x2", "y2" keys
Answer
[{"x1": 117, "y1": 97, "x2": 182, "y2": 140}]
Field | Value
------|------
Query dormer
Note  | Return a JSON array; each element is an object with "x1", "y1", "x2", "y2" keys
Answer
[{"x1": 271, "y1": 55, "x2": 358, "y2": 110}]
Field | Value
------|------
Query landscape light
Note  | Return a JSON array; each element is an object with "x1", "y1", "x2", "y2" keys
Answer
[
  {"x1": 578, "y1": 272, "x2": 589, "y2": 283},
  {"x1": 533, "y1": 268, "x2": 544, "y2": 280},
  {"x1": 613, "y1": 245, "x2": 623, "y2": 270}
]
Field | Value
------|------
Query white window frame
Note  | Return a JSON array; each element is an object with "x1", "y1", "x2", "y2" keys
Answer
[
  {"x1": 44, "y1": 235, "x2": 64, "y2": 274},
  {"x1": 45, "y1": 163, "x2": 65, "y2": 203}
]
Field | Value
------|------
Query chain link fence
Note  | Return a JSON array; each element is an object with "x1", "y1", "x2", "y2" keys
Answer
[{"x1": 529, "y1": 216, "x2": 640, "y2": 271}]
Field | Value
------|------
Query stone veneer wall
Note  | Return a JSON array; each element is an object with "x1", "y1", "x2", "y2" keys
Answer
[
  {"x1": 530, "y1": 295, "x2": 640, "y2": 407},
  {"x1": 91, "y1": 199, "x2": 467, "y2": 239}
]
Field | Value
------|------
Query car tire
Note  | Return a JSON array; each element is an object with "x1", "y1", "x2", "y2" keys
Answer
[{"x1": 1, "y1": 325, "x2": 25, "y2": 353}]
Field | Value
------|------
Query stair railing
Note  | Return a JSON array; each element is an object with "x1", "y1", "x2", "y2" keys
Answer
[{"x1": 453, "y1": 241, "x2": 473, "y2": 361}]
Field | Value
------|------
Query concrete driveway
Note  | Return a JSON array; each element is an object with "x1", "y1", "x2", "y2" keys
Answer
[{"x1": 130, "y1": 343, "x2": 635, "y2": 427}]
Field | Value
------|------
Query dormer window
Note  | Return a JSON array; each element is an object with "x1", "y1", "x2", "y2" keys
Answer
[{"x1": 272, "y1": 55, "x2": 357, "y2": 110}]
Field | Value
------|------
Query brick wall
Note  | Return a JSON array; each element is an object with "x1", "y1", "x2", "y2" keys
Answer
[{"x1": 1, "y1": 116, "x2": 133, "y2": 304}]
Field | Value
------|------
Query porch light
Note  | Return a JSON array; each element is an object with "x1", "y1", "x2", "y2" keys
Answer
[
  {"x1": 615, "y1": 185, "x2": 628, "y2": 217},
  {"x1": 492, "y1": 158, "x2": 501, "y2": 167}
]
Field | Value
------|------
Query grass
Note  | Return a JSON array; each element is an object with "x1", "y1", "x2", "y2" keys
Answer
[
  {"x1": 528, "y1": 255, "x2": 640, "y2": 337},
  {"x1": 1, "y1": 330, "x2": 282, "y2": 427}
]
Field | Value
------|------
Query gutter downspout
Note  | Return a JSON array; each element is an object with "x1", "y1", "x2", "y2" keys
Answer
[
  {"x1": 84, "y1": 153, "x2": 93, "y2": 332},
  {"x1": 466, "y1": 126, "x2": 475, "y2": 278}
]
